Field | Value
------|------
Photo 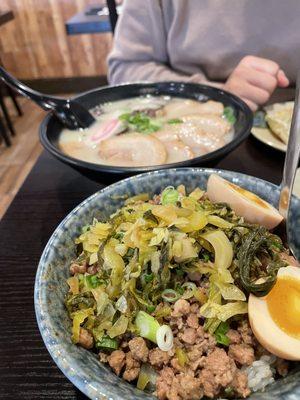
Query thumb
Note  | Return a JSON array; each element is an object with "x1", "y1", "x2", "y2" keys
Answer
[{"x1": 277, "y1": 69, "x2": 289, "y2": 88}]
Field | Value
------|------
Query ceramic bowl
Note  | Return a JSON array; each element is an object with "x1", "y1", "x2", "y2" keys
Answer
[
  {"x1": 34, "y1": 168, "x2": 300, "y2": 400},
  {"x1": 39, "y1": 82, "x2": 252, "y2": 180}
]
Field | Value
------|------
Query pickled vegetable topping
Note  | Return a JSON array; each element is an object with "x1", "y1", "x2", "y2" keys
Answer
[{"x1": 65, "y1": 183, "x2": 288, "y2": 353}]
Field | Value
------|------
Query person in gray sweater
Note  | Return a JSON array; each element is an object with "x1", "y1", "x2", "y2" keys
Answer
[{"x1": 108, "y1": 0, "x2": 294, "y2": 111}]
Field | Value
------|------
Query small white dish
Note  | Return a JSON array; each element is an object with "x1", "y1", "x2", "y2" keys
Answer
[{"x1": 251, "y1": 127, "x2": 287, "y2": 153}]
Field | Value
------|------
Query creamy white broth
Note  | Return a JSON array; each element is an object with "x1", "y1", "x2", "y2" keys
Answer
[{"x1": 58, "y1": 95, "x2": 234, "y2": 167}]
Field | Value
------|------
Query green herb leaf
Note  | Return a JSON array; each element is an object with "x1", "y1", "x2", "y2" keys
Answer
[
  {"x1": 86, "y1": 275, "x2": 102, "y2": 289},
  {"x1": 223, "y1": 106, "x2": 236, "y2": 125},
  {"x1": 175, "y1": 268, "x2": 185, "y2": 277},
  {"x1": 203, "y1": 253, "x2": 210, "y2": 262},
  {"x1": 144, "y1": 273, "x2": 154, "y2": 283},
  {"x1": 167, "y1": 118, "x2": 183, "y2": 124},
  {"x1": 214, "y1": 321, "x2": 230, "y2": 346},
  {"x1": 147, "y1": 305, "x2": 156, "y2": 313},
  {"x1": 95, "y1": 335, "x2": 119, "y2": 350}
]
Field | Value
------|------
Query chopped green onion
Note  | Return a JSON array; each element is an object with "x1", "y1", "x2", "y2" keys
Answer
[
  {"x1": 137, "y1": 364, "x2": 157, "y2": 390},
  {"x1": 162, "y1": 289, "x2": 181, "y2": 302},
  {"x1": 119, "y1": 112, "x2": 160, "y2": 134},
  {"x1": 95, "y1": 335, "x2": 119, "y2": 350},
  {"x1": 182, "y1": 282, "x2": 197, "y2": 299},
  {"x1": 161, "y1": 187, "x2": 179, "y2": 205},
  {"x1": 156, "y1": 325, "x2": 173, "y2": 351},
  {"x1": 223, "y1": 106, "x2": 236, "y2": 124},
  {"x1": 137, "y1": 366, "x2": 150, "y2": 390},
  {"x1": 135, "y1": 311, "x2": 160, "y2": 343},
  {"x1": 174, "y1": 283, "x2": 185, "y2": 295},
  {"x1": 167, "y1": 118, "x2": 183, "y2": 124}
]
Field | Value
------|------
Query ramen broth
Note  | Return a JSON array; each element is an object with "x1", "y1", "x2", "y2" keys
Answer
[{"x1": 58, "y1": 96, "x2": 234, "y2": 167}]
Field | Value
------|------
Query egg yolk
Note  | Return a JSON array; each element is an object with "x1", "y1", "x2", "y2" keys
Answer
[
  {"x1": 266, "y1": 276, "x2": 300, "y2": 339},
  {"x1": 228, "y1": 182, "x2": 269, "y2": 209}
]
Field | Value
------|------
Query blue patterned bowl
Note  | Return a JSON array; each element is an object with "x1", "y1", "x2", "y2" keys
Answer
[{"x1": 35, "y1": 168, "x2": 300, "y2": 400}]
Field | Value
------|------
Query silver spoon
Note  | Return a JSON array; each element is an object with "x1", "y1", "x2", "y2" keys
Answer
[
  {"x1": 0, "y1": 66, "x2": 95, "y2": 130},
  {"x1": 278, "y1": 72, "x2": 300, "y2": 260}
]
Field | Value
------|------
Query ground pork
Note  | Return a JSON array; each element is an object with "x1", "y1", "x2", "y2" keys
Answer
[
  {"x1": 228, "y1": 344, "x2": 255, "y2": 366},
  {"x1": 227, "y1": 329, "x2": 242, "y2": 344},
  {"x1": 176, "y1": 374, "x2": 203, "y2": 400},
  {"x1": 78, "y1": 328, "x2": 93, "y2": 349},
  {"x1": 87, "y1": 265, "x2": 98, "y2": 274},
  {"x1": 200, "y1": 332, "x2": 217, "y2": 354},
  {"x1": 128, "y1": 337, "x2": 149, "y2": 362},
  {"x1": 238, "y1": 320, "x2": 256, "y2": 346},
  {"x1": 156, "y1": 367, "x2": 203, "y2": 400},
  {"x1": 187, "y1": 313, "x2": 199, "y2": 329},
  {"x1": 190, "y1": 303, "x2": 200, "y2": 314},
  {"x1": 70, "y1": 262, "x2": 87, "y2": 275},
  {"x1": 107, "y1": 350, "x2": 126, "y2": 376},
  {"x1": 99, "y1": 352, "x2": 108, "y2": 363},
  {"x1": 123, "y1": 352, "x2": 140, "y2": 381},
  {"x1": 199, "y1": 348, "x2": 237, "y2": 397},
  {"x1": 179, "y1": 328, "x2": 197, "y2": 345},
  {"x1": 156, "y1": 367, "x2": 175, "y2": 399},
  {"x1": 170, "y1": 357, "x2": 185, "y2": 373},
  {"x1": 149, "y1": 348, "x2": 171, "y2": 367},
  {"x1": 276, "y1": 358, "x2": 289, "y2": 376},
  {"x1": 172, "y1": 299, "x2": 190, "y2": 317},
  {"x1": 231, "y1": 370, "x2": 250, "y2": 398},
  {"x1": 198, "y1": 368, "x2": 219, "y2": 398}
]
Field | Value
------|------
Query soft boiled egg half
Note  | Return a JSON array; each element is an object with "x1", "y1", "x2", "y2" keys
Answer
[
  {"x1": 207, "y1": 174, "x2": 283, "y2": 229},
  {"x1": 249, "y1": 266, "x2": 300, "y2": 360}
]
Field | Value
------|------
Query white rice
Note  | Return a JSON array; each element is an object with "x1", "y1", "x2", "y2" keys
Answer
[{"x1": 244, "y1": 355, "x2": 276, "y2": 392}]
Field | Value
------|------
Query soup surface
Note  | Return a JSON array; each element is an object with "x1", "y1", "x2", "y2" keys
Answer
[{"x1": 59, "y1": 96, "x2": 235, "y2": 167}]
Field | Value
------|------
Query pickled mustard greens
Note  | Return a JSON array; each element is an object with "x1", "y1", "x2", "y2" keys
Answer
[{"x1": 65, "y1": 182, "x2": 288, "y2": 351}]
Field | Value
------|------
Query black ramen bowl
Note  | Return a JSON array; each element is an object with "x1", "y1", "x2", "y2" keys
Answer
[{"x1": 39, "y1": 82, "x2": 253, "y2": 179}]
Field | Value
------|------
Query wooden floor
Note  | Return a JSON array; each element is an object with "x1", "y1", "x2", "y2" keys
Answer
[{"x1": 0, "y1": 97, "x2": 45, "y2": 219}]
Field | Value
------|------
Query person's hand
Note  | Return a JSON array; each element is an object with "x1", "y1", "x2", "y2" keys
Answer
[{"x1": 223, "y1": 56, "x2": 289, "y2": 111}]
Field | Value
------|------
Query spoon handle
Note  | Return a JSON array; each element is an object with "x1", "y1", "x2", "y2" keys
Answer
[
  {"x1": 279, "y1": 73, "x2": 300, "y2": 218},
  {"x1": 0, "y1": 66, "x2": 95, "y2": 129},
  {"x1": 0, "y1": 66, "x2": 65, "y2": 111}
]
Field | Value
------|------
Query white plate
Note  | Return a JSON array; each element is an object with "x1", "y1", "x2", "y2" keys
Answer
[{"x1": 251, "y1": 127, "x2": 287, "y2": 152}]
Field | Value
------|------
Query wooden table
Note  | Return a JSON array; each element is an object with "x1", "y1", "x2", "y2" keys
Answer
[
  {"x1": 0, "y1": 89, "x2": 293, "y2": 399},
  {"x1": 0, "y1": 10, "x2": 14, "y2": 27}
]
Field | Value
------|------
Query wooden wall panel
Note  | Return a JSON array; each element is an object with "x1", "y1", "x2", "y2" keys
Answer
[{"x1": 0, "y1": 0, "x2": 113, "y2": 79}]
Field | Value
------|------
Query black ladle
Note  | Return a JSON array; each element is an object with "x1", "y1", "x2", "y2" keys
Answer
[{"x1": 0, "y1": 67, "x2": 95, "y2": 129}]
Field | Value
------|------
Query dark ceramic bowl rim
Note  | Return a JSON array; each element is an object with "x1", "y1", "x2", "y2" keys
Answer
[{"x1": 39, "y1": 82, "x2": 253, "y2": 174}]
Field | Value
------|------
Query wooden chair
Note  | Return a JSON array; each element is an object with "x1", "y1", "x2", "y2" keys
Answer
[
  {"x1": 0, "y1": 57, "x2": 22, "y2": 138},
  {"x1": 0, "y1": 85, "x2": 16, "y2": 137},
  {"x1": 0, "y1": 114, "x2": 11, "y2": 147}
]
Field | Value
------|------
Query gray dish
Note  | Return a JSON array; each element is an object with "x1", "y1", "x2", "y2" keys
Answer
[{"x1": 34, "y1": 168, "x2": 300, "y2": 400}]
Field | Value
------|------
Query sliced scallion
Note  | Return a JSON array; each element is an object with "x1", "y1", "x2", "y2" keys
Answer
[
  {"x1": 135, "y1": 311, "x2": 160, "y2": 343},
  {"x1": 161, "y1": 289, "x2": 181, "y2": 302}
]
